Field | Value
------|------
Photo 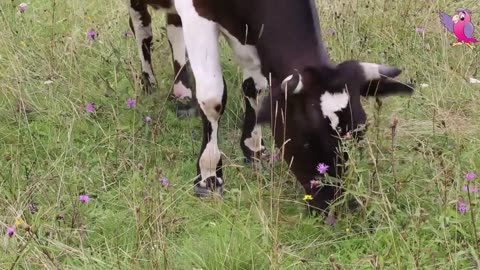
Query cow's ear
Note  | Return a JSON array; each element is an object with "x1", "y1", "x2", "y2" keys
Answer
[
  {"x1": 280, "y1": 69, "x2": 304, "y2": 95},
  {"x1": 358, "y1": 62, "x2": 415, "y2": 97}
]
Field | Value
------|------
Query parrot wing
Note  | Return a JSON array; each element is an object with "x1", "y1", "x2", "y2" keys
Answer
[
  {"x1": 439, "y1": 12, "x2": 454, "y2": 33},
  {"x1": 464, "y1": 22, "x2": 475, "y2": 38}
]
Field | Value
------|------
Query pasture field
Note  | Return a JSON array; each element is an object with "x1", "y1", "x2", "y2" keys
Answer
[{"x1": 1, "y1": 0, "x2": 480, "y2": 269}]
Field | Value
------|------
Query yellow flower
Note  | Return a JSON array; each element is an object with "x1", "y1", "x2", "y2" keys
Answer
[
  {"x1": 20, "y1": 41, "x2": 26, "y2": 47},
  {"x1": 15, "y1": 219, "x2": 23, "y2": 227},
  {"x1": 345, "y1": 227, "x2": 350, "y2": 233},
  {"x1": 303, "y1": 194, "x2": 313, "y2": 201}
]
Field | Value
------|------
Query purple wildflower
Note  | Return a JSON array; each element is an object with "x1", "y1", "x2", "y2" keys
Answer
[
  {"x1": 325, "y1": 216, "x2": 337, "y2": 226},
  {"x1": 124, "y1": 31, "x2": 133, "y2": 37},
  {"x1": 327, "y1": 28, "x2": 335, "y2": 36},
  {"x1": 462, "y1": 185, "x2": 469, "y2": 192},
  {"x1": 415, "y1": 27, "x2": 425, "y2": 33},
  {"x1": 27, "y1": 203, "x2": 38, "y2": 214},
  {"x1": 56, "y1": 213, "x2": 65, "y2": 220},
  {"x1": 316, "y1": 163, "x2": 329, "y2": 174},
  {"x1": 471, "y1": 187, "x2": 478, "y2": 193},
  {"x1": 6, "y1": 227, "x2": 15, "y2": 237},
  {"x1": 87, "y1": 30, "x2": 97, "y2": 40},
  {"x1": 310, "y1": 180, "x2": 316, "y2": 189},
  {"x1": 160, "y1": 177, "x2": 170, "y2": 188},
  {"x1": 18, "y1": 3, "x2": 27, "y2": 13},
  {"x1": 145, "y1": 116, "x2": 152, "y2": 123},
  {"x1": 127, "y1": 98, "x2": 136, "y2": 108},
  {"x1": 86, "y1": 103, "x2": 95, "y2": 113},
  {"x1": 79, "y1": 195, "x2": 90, "y2": 203},
  {"x1": 465, "y1": 172, "x2": 477, "y2": 181},
  {"x1": 270, "y1": 153, "x2": 279, "y2": 162},
  {"x1": 457, "y1": 200, "x2": 468, "y2": 215}
]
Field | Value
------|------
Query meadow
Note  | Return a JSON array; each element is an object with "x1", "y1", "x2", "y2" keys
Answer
[{"x1": 1, "y1": 0, "x2": 480, "y2": 269}]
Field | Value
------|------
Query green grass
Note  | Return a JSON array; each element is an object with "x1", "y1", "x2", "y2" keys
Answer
[{"x1": 1, "y1": 0, "x2": 480, "y2": 269}]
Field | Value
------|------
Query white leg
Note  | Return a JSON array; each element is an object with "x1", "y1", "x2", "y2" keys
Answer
[
  {"x1": 221, "y1": 28, "x2": 269, "y2": 167},
  {"x1": 175, "y1": 0, "x2": 226, "y2": 195}
]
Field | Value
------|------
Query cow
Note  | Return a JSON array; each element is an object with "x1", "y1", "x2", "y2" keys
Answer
[{"x1": 126, "y1": 0, "x2": 415, "y2": 215}]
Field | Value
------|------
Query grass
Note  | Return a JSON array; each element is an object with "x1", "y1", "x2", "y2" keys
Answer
[{"x1": 1, "y1": 0, "x2": 480, "y2": 269}]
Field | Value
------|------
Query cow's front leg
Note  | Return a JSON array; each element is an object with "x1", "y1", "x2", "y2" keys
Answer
[
  {"x1": 221, "y1": 30, "x2": 269, "y2": 168},
  {"x1": 166, "y1": 13, "x2": 197, "y2": 119},
  {"x1": 128, "y1": 0, "x2": 156, "y2": 93},
  {"x1": 176, "y1": 0, "x2": 225, "y2": 196}
]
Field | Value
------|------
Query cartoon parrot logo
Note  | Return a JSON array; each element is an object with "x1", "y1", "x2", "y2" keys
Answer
[{"x1": 439, "y1": 8, "x2": 478, "y2": 49}]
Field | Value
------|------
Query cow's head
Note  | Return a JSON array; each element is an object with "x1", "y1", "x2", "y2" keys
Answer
[{"x1": 259, "y1": 60, "x2": 414, "y2": 214}]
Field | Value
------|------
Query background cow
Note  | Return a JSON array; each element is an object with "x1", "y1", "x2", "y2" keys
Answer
[{"x1": 127, "y1": 0, "x2": 414, "y2": 214}]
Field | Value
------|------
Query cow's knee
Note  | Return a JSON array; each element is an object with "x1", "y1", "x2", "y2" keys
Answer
[
  {"x1": 166, "y1": 13, "x2": 197, "y2": 119},
  {"x1": 128, "y1": 1, "x2": 156, "y2": 93}
]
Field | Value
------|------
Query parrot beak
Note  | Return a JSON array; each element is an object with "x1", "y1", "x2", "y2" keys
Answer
[{"x1": 452, "y1": 14, "x2": 459, "y2": 23}]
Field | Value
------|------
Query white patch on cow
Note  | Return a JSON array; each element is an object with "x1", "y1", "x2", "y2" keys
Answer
[
  {"x1": 360, "y1": 62, "x2": 381, "y2": 81},
  {"x1": 175, "y1": 0, "x2": 223, "y2": 103},
  {"x1": 175, "y1": 0, "x2": 224, "y2": 183},
  {"x1": 173, "y1": 81, "x2": 192, "y2": 99},
  {"x1": 244, "y1": 125, "x2": 264, "y2": 152},
  {"x1": 128, "y1": 5, "x2": 156, "y2": 85},
  {"x1": 220, "y1": 28, "x2": 268, "y2": 91},
  {"x1": 320, "y1": 89, "x2": 350, "y2": 130},
  {"x1": 199, "y1": 119, "x2": 221, "y2": 183},
  {"x1": 166, "y1": 24, "x2": 187, "y2": 66}
]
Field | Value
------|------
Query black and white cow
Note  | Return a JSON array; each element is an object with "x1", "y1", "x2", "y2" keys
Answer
[{"x1": 127, "y1": 0, "x2": 414, "y2": 214}]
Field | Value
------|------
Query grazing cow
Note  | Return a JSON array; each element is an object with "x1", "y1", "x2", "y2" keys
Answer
[{"x1": 127, "y1": 0, "x2": 414, "y2": 214}]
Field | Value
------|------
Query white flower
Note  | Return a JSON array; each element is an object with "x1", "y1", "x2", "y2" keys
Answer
[{"x1": 469, "y1": 77, "x2": 480, "y2": 84}]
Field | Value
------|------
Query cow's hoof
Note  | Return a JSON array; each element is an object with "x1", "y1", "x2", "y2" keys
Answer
[
  {"x1": 194, "y1": 176, "x2": 224, "y2": 198},
  {"x1": 244, "y1": 158, "x2": 263, "y2": 170},
  {"x1": 244, "y1": 150, "x2": 271, "y2": 170},
  {"x1": 141, "y1": 73, "x2": 157, "y2": 94},
  {"x1": 176, "y1": 97, "x2": 198, "y2": 119}
]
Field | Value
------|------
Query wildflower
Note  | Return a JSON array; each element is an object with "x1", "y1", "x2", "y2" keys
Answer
[
  {"x1": 137, "y1": 162, "x2": 144, "y2": 170},
  {"x1": 325, "y1": 216, "x2": 337, "y2": 226},
  {"x1": 327, "y1": 28, "x2": 335, "y2": 36},
  {"x1": 160, "y1": 177, "x2": 170, "y2": 188},
  {"x1": 20, "y1": 41, "x2": 26, "y2": 47},
  {"x1": 27, "y1": 203, "x2": 38, "y2": 214},
  {"x1": 56, "y1": 213, "x2": 65, "y2": 220},
  {"x1": 6, "y1": 227, "x2": 15, "y2": 237},
  {"x1": 471, "y1": 187, "x2": 478, "y2": 193},
  {"x1": 465, "y1": 172, "x2": 477, "y2": 181},
  {"x1": 145, "y1": 116, "x2": 152, "y2": 123},
  {"x1": 470, "y1": 78, "x2": 480, "y2": 84},
  {"x1": 87, "y1": 30, "x2": 97, "y2": 40},
  {"x1": 127, "y1": 98, "x2": 136, "y2": 108},
  {"x1": 124, "y1": 31, "x2": 133, "y2": 37},
  {"x1": 316, "y1": 163, "x2": 329, "y2": 174},
  {"x1": 345, "y1": 227, "x2": 350, "y2": 233},
  {"x1": 415, "y1": 27, "x2": 425, "y2": 33},
  {"x1": 270, "y1": 153, "x2": 279, "y2": 162},
  {"x1": 15, "y1": 219, "x2": 22, "y2": 227},
  {"x1": 303, "y1": 194, "x2": 313, "y2": 201},
  {"x1": 457, "y1": 200, "x2": 468, "y2": 215},
  {"x1": 44, "y1": 80, "x2": 54, "y2": 85},
  {"x1": 18, "y1": 3, "x2": 27, "y2": 13},
  {"x1": 310, "y1": 179, "x2": 316, "y2": 189},
  {"x1": 462, "y1": 185, "x2": 469, "y2": 192},
  {"x1": 79, "y1": 195, "x2": 90, "y2": 203},
  {"x1": 86, "y1": 103, "x2": 95, "y2": 113}
]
